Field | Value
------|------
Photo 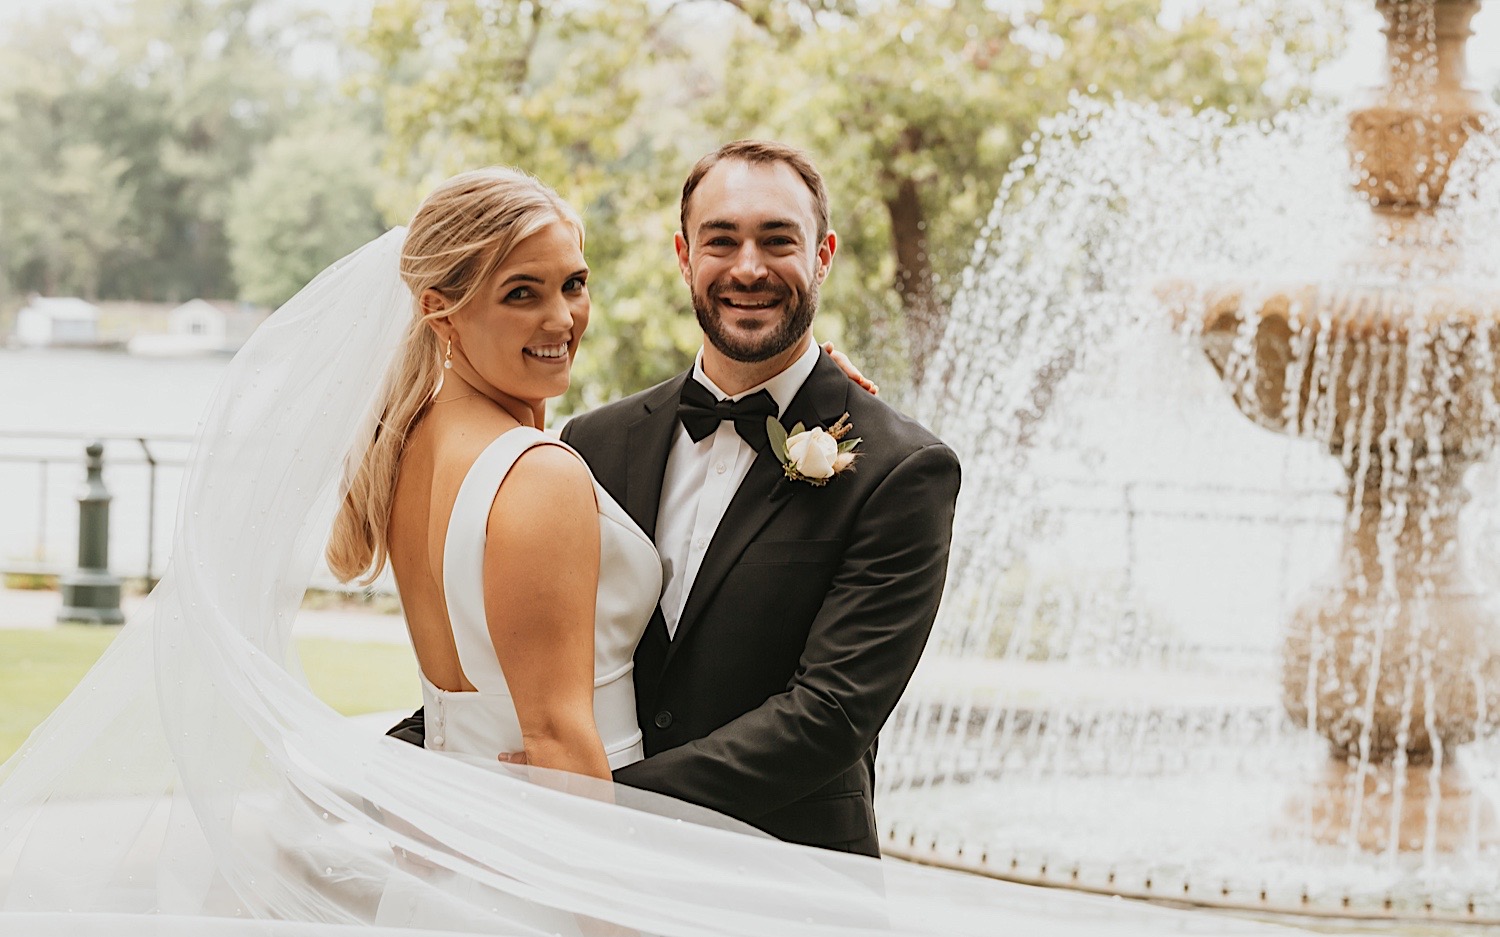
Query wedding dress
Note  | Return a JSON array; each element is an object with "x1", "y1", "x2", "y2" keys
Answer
[
  {"x1": 377, "y1": 426, "x2": 660, "y2": 930},
  {"x1": 0, "y1": 228, "x2": 1322, "y2": 936},
  {"x1": 417, "y1": 426, "x2": 657, "y2": 771}
]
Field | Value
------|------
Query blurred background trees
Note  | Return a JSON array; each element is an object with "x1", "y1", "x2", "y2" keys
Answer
[
  {"x1": 1, "y1": 0, "x2": 1349, "y2": 407},
  {"x1": 0, "y1": 0, "x2": 333, "y2": 303}
]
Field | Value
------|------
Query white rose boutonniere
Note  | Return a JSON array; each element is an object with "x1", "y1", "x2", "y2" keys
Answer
[{"x1": 765, "y1": 413, "x2": 862, "y2": 487}]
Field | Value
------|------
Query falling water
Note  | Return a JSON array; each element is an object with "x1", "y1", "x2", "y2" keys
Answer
[{"x1": 880, "y1": 51, "x2": 1500, "y2": 923}]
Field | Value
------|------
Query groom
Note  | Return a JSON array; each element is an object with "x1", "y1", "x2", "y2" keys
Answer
[
  {"x1": 395, "y1": 140, "x2": 960, "y2": 857},
  {"x1": 563, "y1": 140, "x2": 959, "y2": 857}
]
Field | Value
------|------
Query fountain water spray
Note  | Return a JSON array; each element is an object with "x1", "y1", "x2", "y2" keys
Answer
[
  {"x1": 1164, "y1": 0, "x2": 1500, "y2": 853},
  {"x1": 883, "y1": 0, "x2": 1500, "y2": 922}
]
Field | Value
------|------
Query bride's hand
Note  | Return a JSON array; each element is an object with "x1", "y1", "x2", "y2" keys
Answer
[
  {"x1": 823, "y1": 341, "x2": 878, "y2": 395},
  {"x1": 497, "y1": 750, "x2": 529, "y2": 765}
]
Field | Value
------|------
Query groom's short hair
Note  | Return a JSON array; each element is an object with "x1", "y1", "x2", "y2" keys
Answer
[{"x1": 679, "y1": 140, "x2": 830, "y2": 245}]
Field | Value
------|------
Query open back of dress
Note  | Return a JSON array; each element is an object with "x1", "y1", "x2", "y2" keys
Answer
[{"x1": 421, "y1": 426, "x2": 658, "y2": 769}]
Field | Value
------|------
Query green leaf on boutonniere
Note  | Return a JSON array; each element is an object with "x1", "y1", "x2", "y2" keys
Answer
[
  {"x1": 837, "y1": 437, "x2": 862, "y2": 454},
  {"x1": 765, "y1": 416, "x2": 789, "y2": 460},
  {"x1": 789, "y1": 422, "x2": 805, "y2": 437}
]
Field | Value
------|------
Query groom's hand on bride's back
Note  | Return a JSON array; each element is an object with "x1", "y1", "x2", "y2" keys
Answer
[{"x1": 385, "y1": 709, "x2": 528, "y2": 765}]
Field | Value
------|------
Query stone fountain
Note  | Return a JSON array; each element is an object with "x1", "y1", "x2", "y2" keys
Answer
[
  {"x1": 879, "y1": 0, "x2": 1500, "y2": 924},
  {"x1": 1167, "y1": 0, "x2": 1500, "y2": 851}
]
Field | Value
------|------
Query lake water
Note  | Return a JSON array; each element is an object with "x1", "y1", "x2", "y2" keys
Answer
[
  {"x1": 0, "y1": 348, "x2": 230, "y2": 581},
  {"x1": 0, "y1": 347, "x2": 230, "y2": 439},
  {"x1": 0, "y1": 343, "x2": 1350, "y2": 646}
]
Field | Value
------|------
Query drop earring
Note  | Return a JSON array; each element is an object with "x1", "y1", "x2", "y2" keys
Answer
[{"x1": 443, "y1": 339, "x2": 454, "y2": 370}]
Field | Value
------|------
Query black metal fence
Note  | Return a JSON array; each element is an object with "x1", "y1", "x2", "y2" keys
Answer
[
  {"x1": 0, "y1": 431, "x2": 190, "y2": 585},
  {"x1": 0, "y1": 431, "x2": 394, "y2": 594},
  {"x1": 3, "y1": 432, "x2": 1342, "y2": 596}
]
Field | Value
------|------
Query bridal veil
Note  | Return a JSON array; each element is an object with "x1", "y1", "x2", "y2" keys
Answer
[{"x1": 0, "y1": 229, "x2": 1303, "y2": 936}]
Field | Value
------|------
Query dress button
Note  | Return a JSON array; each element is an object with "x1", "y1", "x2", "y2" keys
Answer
[
  {"x1": 431, "y1": 735, "x2": 444, "y2": 748},
  {"x1": 693, "y1": 538, "x2": 708, "y2": 551},
  {"x1": 715, "y1": 462, "x2": 727, "y2": 475},
  {"x1": 653, "y1": 711, "x2": 673, "y2": 729}
]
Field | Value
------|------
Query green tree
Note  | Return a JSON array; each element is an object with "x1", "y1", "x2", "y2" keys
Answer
[
  {"x1": 227, "y1": 119, "x2": 387, "y2": 307},
  {"x1": 703, "y1": 0, "x2": 1345, "y2": 382},
  {"x1": 0, "y1": 0, "x2": 342, "y2": 304},
  {"x1": 0, "y1": 15, "x2": 136, "y2": 299},
  {"x1": 93, "y1": 0, "x2": 309, "y2": 300},
  {"x1": 363, "y1": 0, "x2": 706, "y2": 410},
  {"x1": 362, "y1": 0, "x2": 1345, "y2": 401}
]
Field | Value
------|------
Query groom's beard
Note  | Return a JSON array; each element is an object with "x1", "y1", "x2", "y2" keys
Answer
[{"x1": 693, "y1": 278, "x2": 818, "y2": 364}]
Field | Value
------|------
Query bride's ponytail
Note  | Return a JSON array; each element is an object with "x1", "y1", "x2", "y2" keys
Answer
[
  {"x1": 327, "y1": 167, "x2": 584, "y2": 585},
  {"x1": 326, "y1": 317, "x2": 441, "y2": 585}
]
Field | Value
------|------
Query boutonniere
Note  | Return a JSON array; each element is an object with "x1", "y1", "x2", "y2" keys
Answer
[{"x1": 765, "y1": 413, "x2": 862, "y2": 486}]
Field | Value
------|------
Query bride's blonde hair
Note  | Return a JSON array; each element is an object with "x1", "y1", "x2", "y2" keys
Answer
[{"x1": 327, "y1": 167, "x2": 584, "y2": 585}]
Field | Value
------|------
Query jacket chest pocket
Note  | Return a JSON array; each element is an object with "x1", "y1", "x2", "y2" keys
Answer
[{"x1": 738, "y1": 538, "x2": 842, "y2": 565}]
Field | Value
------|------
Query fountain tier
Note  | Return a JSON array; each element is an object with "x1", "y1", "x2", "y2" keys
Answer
[
  {"x1": 1165, "y1": 0, "x2": 1500, "y2": 775},
  {"x1": 883, "y1": 0, "x2": 1500, "y2": 922}
]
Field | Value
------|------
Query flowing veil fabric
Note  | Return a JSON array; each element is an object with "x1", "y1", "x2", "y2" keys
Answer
[{"x1": 0, "y1": 229, "x2": 1310, "y2": 936}]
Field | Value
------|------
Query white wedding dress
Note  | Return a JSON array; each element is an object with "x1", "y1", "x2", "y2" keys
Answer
[
  {"x1": 0, "y1": 229, "x2": 1323, "y2": 936},
  {"x1": 418, "y1": 426, "x2": 658, "y2": 769},
  {"x1": 377, "y1": 426, "x2": 660, "y2": 930}
]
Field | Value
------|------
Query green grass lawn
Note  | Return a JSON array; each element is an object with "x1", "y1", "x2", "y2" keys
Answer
[{"x1": 0, "y1": 626, "x2": 421, "y2": 763}]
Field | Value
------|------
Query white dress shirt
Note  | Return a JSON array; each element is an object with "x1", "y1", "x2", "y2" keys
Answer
[{"x1": 655, "y1": 339, "x2": 821, "y2": 638}]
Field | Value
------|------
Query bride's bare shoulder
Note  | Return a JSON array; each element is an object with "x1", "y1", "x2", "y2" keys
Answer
[
  {"x1": 413, "y1": 406, "x2": 592, "y2": 507},
  {"x1": 493, "y1": 442, "x2": 594, "y2": 512}
]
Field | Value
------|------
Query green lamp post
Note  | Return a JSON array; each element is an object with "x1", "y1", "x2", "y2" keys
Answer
[{"x1": 57, "y1": 441, "x2": 125, "y2": 625}]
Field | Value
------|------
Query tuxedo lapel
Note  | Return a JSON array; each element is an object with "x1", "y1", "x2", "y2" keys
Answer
[
  {"x1": 623, "y1": 373, "x2": 688, "y2": 541},
  {"x1": 666, "y1": 352, "x2": 851, "y2": 662}
]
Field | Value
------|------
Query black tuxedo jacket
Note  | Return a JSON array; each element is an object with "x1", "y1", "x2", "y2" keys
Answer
[{"x1": 560, "y1": 350, "x2": 960, "y2": 856}]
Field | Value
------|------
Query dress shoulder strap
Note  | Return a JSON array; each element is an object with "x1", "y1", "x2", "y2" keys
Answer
[{"x1": 441, "y1": 426, "x2": 572, "y2": 694}]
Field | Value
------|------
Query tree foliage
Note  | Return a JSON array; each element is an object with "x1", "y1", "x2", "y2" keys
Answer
[
  {"x1": 0, "y1": 0, "x2": 381, "y2": 307},
  {"x1": 362, "y1": 0, "x2": 1345, "y2": 402},
  {"x1": 227, "y1": 118, "x2": 388, "y2": 307},
  {"x1": 0, "y1": 17, "x2": 137, "y2": 300},
  {"x1": 0, "y1": 0, "x2": 1346, "y2": 403},
  {"x1": 700, "y1": 0, "x2": 1345, "y2": 382},
  {"x1": 363, "y1": 0, "x2": 717, "y2": 409}
]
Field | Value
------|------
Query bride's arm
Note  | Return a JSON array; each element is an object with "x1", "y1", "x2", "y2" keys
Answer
[{"x1": 484, "y1": 444, "x2": 611, "y2": 782}]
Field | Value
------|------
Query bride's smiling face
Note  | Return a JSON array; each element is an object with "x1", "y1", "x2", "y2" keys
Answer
[{"x1": 437, "y1": 219, "x2": 590, "y2": 406}]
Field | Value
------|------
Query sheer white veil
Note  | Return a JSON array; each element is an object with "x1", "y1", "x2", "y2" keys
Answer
[{"x1": 0, "y1": 229, "x2": 1310, "y2": 936}]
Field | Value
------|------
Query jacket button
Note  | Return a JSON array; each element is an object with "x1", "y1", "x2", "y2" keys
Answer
[{"x1": 653, "y1": 711, "x2": 673, "y2": 729}]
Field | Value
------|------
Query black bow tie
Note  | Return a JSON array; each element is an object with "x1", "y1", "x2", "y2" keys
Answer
[{"x1": 677, "y1": 380, "x2": 779, "y2": 450}]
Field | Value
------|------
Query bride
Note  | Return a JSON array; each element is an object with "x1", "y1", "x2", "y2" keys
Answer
[
  {"x1": 0, "y1": 167, "x2": 1312, "y2": 936},
  {"x1": 329, "y1": 170, "x2": 652, "y2": 781}
]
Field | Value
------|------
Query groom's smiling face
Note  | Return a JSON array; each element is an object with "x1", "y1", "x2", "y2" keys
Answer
[{"x1": 676, "y1": 159, "x2": 835, "y2": 364}]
